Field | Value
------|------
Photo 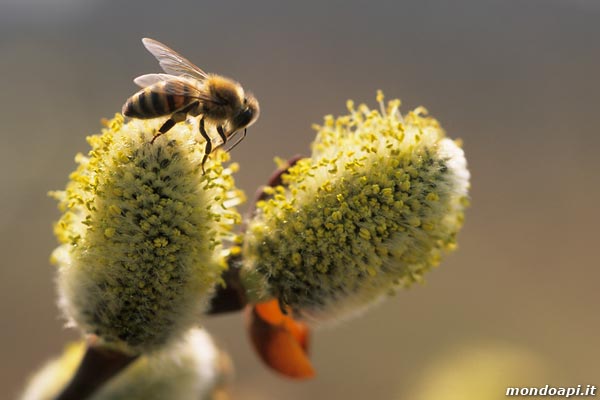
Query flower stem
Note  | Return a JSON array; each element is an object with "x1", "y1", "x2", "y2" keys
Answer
[
  {"x1": 206, "y1": 254, "x2": 247, "y2": 314},
  {"x1": 54, "y1": 342, "x2": 138, "y2": 400}
]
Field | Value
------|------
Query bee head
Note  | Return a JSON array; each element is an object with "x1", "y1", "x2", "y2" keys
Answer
[{"x1": 232, "y1": 94, "x2": 260, "y2": 131}]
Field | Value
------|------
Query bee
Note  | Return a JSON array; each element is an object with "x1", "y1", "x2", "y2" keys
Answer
[{"x1": 122, "y1": 38, "x2": 260, "y2": 172}]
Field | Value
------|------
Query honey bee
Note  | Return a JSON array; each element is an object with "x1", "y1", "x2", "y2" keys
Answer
[{"x1": 122, "y1": 38, "x2": 260, "y2": 171}]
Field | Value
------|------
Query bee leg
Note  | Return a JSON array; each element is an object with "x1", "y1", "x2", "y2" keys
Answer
[
  {"x1": 151, "y1": 102, "x2": 199, "y2": 144},
  {"x1": 151, "y1": 113, "x2": 186, "y2": 144},
  {"x1": 216, "y1": 125, "x2": 228, "y2": 148},
  {"x1": 198, "y1": 117, "x2": 212, "y2": 175},
  {"x1": 210, "y1": 125, "x2": 233, "y2": 154}
]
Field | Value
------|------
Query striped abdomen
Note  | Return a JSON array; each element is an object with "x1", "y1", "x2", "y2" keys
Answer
[{"x1": 122, "y1": 81, "x2": 194, "y2": 118}]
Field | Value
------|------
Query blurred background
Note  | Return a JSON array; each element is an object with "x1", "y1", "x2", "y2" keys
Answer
[{"x1": 2, "y1": 0, "x2": 599, "y2": 398}]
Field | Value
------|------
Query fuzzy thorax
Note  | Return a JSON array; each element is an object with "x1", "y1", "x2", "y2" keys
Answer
[
  {"x1": 50, "y1": 115, "x2": 244, "y2": 353},
  {"x1": 243, "y1": 93, "x2": 470, "y2": 323}
]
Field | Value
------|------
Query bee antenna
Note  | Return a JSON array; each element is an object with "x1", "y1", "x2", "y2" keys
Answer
[{"x1": 225, "y1": 128, "x2": 247, "y2": 153}]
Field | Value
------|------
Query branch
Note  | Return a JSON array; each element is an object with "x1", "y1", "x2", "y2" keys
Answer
[
  {"x1": 206, "y1": 253, "x2": 247, "y2": 314},
  {"x1": 54, "y1": 341, "x2": 138, "y2": 400}
]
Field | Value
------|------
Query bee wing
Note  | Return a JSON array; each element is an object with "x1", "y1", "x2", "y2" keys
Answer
[
  {"x1": 142, "y1": 38, "x2": 208, "y2": 81},
  {"x1": 134, "y1": 73, "x2": 177, "y2": 88},
  {"x1": 140, "y1": 75, "x2": 220, "y2": 104}
]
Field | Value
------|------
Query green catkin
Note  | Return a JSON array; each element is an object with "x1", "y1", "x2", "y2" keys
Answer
[
  {"x1": 243, "y1": 93, "x2": 470, "y2": 322},
  {"x1": 50, "y1": 115, "x2": 244, "y2": 353}
]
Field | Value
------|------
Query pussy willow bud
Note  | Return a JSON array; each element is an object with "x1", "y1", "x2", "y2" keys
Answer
[
  {"x1": 20, "y1": 329, "x2": 232, "y2": 400},
  {"x1": 243, "y1": 92, "x2": 470, "y2": 322},
  {"x1": 50, "y1": 115, "x2": 243, "y2": 353}
]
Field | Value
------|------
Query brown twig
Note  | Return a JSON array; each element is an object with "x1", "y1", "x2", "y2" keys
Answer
[
  {"x1": 54, "y1": 341, "x2": 138, "y2": 400},
  {"x1": 206, "y1": 252, "x2": 247, "y2": 314}
]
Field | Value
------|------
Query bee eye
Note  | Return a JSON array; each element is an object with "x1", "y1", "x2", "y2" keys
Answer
[{"x1": 233, "y1": 107, "x2": 254, "y2": 129}]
